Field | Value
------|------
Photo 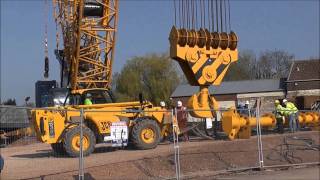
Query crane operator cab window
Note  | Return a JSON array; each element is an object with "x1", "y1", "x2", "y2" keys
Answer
[{"x1": 82, "y1": 90, "x2": 114, "y2": 105}]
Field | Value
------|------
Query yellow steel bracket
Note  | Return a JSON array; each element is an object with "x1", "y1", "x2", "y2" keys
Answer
[{"x1": 169, "y1": 26, "x2": 238, "y2": 118}]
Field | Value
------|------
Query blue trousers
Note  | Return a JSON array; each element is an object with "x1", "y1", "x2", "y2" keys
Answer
[{"x1": 289, "y1": 113, "x2": 299, "y2": 132}]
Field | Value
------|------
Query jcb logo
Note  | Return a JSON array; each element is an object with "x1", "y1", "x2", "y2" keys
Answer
[{"x1": 100, "y1": 121, "x2": 112, "y2": 131}]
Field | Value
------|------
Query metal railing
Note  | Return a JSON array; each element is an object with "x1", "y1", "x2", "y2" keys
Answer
[{"x1": 0, "y1": 105, "x2": 319, "y2": 179}]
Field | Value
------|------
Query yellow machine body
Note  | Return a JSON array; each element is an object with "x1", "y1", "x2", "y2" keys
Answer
[
  {"x1": 32, "y1": 0, "x2": 173, "y2": 156},
  {"x1": 32, "y1": 101, "x2": 167, "y2": 144}
]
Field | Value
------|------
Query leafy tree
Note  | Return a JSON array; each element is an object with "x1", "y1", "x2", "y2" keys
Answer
[
  {"x1": 224, "y1": 50, "x2": 256, "y2": 81},
  {"x1": 256, "y1": 49, "x2": 294, "y2": 79},
  {"x1": 113, "y1": 53, "x2": 180, "y2": 105},
  {"x1": 224, "y1": 49, "x2": 294, "y2": 81},
  {"x1": 2, "y1": 98, "x2": 17, "y2": 105}
]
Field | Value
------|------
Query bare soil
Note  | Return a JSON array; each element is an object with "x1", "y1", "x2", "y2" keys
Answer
[{"x1": 0, "y1": 131, "x2": 319, "y2": 180}]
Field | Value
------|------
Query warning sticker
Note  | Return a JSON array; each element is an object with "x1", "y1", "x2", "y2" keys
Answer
[{"x1": 110, "y1": 121, "x2": 128, "y2": 147}]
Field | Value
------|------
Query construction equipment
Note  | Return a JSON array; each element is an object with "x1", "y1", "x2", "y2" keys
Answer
[
  {"x1": 222, "y1": 110, "x2": 320, "y2": 140},
  {"x1": 169, "y1": 1, "x2": 319, "y2": 140},
  {"x1": 31, "y1": 0, "x2": 169, "y2": 157},
  {"x1": 170, "y1": 0, "x2": 238, "y2": 118}
]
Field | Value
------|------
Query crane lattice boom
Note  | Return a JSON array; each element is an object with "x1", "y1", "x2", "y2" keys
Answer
[{"x1": 53, "y1": 0, "x2": 118, "y2": 92}]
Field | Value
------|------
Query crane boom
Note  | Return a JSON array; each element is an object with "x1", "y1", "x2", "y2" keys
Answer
[{"x1": 53, "y1": 0, "x2": 118, "y2": 93}]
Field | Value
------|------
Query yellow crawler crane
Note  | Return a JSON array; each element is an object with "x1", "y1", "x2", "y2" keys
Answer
[
  {"x1": 222, "y1": 110, "x2": 320, "y2": 140},
  {"x1": 32, "y1": 0, "x2": 169, "y2": 157}
]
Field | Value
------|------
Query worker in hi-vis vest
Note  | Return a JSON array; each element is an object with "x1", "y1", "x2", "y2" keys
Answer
[
  {"x1": 84, "y1": 93, "x2": 93, "y2": 105},
  {"x1": 283, "y1": 99, "x2": 299, "y2": 132},
  {"x1": 274, "y1": 100, "x2": 285, "y2": 133}
]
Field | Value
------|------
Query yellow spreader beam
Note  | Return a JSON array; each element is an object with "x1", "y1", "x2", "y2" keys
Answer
[{"x1": 222, "y1": 110, "x2": 320, "y2": 140}]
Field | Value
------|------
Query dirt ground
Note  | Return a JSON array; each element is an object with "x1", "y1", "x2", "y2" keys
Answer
[{"x1": 0, "y1": 131, "x2": 319, "y2": 180}]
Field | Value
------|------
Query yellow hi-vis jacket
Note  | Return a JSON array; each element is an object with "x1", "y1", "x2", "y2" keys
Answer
[
  {"x1": 275, "y1": 104, "x2": 285, "y2": 118},
  {"x1": 284, "y1": 102, "x2": 298, "y2": 116},
  {"x1": 84, "y1": 98, "x2": 93, "y2": 105}
]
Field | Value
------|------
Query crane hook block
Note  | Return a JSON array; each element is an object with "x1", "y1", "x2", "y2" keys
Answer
[
  {"x1": 169, "y1": 26, "x2": 238, "y2": 87},
  {"x1": 169, "y1": 26, "x2": 238, "y2": 118}
]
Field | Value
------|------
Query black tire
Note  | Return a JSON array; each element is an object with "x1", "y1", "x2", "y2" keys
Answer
[
  {"x1": 131, "y1": 119, "x2": 161, "y2": 150},
  {"x1": 63, "y1": 126, "x2": 96, "y2": 157},
  {"x1": 51, "y1": 142, "x2": 66, "y2": 155}
]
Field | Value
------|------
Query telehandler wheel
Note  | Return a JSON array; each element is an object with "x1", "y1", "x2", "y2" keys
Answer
[
  {"x1": 51, "y1": 143, "x2": 66, "y2": 155},
  {"x1": 131, "y1": 119, "x2": 161, "y2": 150},
  {"x1": 63, "y1": 126, "x2": 96, "y2": 157}
]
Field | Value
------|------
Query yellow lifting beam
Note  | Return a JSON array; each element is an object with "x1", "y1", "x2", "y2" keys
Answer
[{"x1": 222, "y1": 110, "x2": 320, "y2": 140}]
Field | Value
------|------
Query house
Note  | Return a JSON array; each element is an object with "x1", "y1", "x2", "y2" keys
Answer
[
  {"x1": 286, "y1": 59, "x2": 320, "y2": 110},
  {"x1": 171, "y1": 79, "x2": 286, "y2": 112},
  {"x1": 171, "y1": 59, "x2": 320, "y2": 111}
]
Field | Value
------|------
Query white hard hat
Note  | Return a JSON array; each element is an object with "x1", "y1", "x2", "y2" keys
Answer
[
  {"x1": 283, "y1": 99, "x2": 288, "y2": 103},
  {"x1": 160, "y1": 101, "x2": 166, "y2": 107},
  {"x1": 245, "y1": 100, "x2": 250, "y2": 105},
  {"x1": 177, "y1": 101, "x2": 182, "y2": 107}
]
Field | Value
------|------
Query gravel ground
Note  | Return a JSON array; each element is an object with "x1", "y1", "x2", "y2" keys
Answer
[{"x1": 0, "y1": 131, "x2": 319, "y2": 180}]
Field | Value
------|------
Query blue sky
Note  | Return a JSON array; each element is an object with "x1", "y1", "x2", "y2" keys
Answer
[{"x1": 1, "y1": 0, "x2": 319, "y2": 105}]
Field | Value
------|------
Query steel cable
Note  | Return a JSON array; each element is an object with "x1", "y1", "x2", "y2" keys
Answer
[
  {"x1": 216, "y1": 0, "x2": 219, "y2": 32},
  {"x1": 211, "y1": 0, "x2": 215, "y2": 32},
  {"x1": 220, "y1": 0, "x2": 223, "y2": 32},
  {"x1": 224, "y1": 0, "x2": 227, "y2": 32},
  {"x1": 179, "y1": 0, "x2": 181, "y2": 28},
  {"x1": 173, "y1": 0, "x2": 177, "y2": 26},
  {"x1": 228, "y1": 0, "x2": 231, "y2": 32},
  {"x1": 207, "y1": 0, "x2": 211, "y2": 31}
]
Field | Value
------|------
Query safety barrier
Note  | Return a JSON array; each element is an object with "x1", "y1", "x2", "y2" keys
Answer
[{"x1": 0, "y1": 105, "x2": 319, "y2": 179}]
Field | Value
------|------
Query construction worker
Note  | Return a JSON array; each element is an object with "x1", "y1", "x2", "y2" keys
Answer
[
  {"x1": 159, "y1": 101, "x2": 171, "y2": 142},
  {"x1": 243, "y1": 100, "x2": 250, "y2": 116},
  {"x1": 274, "y1": 100, "x2": 285, "y2": 133},
  {"x1": 283, "y1": 99, "x2": 299, "y2": 133},
  {"x1": 0, "y1": 155, "x2": 3, "y2": 174},
  {"x1": 84, "y1": 93, "x2": 93, "y2": 105},
  {"x1": 176, "y1": 100, "x2": 189, "y2": 141},
  {"x1": 160, "y1": 101, "x2": 166, "y2": 108},
  {"x1": 238, "y1": 101, "x2": 250, "y2": 116}
]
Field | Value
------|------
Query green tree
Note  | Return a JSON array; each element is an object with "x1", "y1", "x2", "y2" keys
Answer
[
  {"x1": 113, "y1": 53, "x2": 180, "y2": 105},
  {"x1": 256, "y1": 49, "x2": 294, "y2": 79},
  {"x1": 2, "y1": 98, "x2": 17, "y2": 105},
  {"x1": 224, "y1": 50, "x2": 256, "y2": 81},
  {"x1": 224, "y1": 49, "x2": 294, "y2": 81}
]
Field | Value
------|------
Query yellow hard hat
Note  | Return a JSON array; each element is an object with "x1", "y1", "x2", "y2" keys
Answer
[{"x1": 275, "y1": 100, "x2": 280, "y2": 104}]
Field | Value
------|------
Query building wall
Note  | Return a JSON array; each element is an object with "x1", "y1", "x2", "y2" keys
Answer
[
  {"x1": 294, "y1": 96, "x2": 320, "y2": 110},
  {"x1": 286, "y1": 89, "x2": 320, "y2": 109},
  {"x1": 287, "y1": 89, "x2": 320, "y2": 97},
  {"x1": 287, "y1": 81, "x2": 320, "y2": 91},
  {"x1": 171, "y1": 94, "x2": 236, "y2": 107}
]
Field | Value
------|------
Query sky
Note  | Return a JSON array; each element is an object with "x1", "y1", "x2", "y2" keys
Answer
[{"x1": 1, "y1": 0, "x2": 319, "y2": 105}]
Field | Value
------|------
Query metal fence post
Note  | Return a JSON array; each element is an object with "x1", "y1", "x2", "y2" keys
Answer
[
  {"x1": 79, "y1": 108, "x2": 84, "y2": 180},
  {"x1": 255, "y1": 99, "x2": 264, "y2": 169},
  {"x1": 172, "y1": 108, "x2": 181, "y2": 180}
]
